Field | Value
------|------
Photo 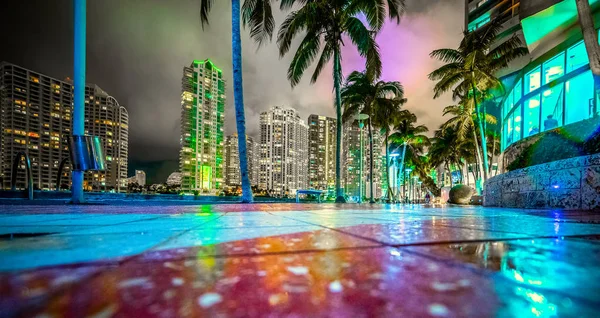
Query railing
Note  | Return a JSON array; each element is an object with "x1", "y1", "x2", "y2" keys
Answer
[
  {"x1": 55, "y1": 157, "x2": 70, "y2": 191},
  {"x1": 11, "y1": 152, "x2": 33, "y2": 200}
]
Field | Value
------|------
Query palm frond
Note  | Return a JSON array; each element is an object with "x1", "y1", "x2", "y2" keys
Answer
[
  {"x1": 242, "y1": 0, "x2": 275, "y2": 47},
  {"x1": 430, "y1": 48, "x2": 463, "y2": 63},
  {"x1": 199, "y1": 0, "x2": 214, "y2": 27},
  {"x1": 287, "y1": 32, "x2": 321, "y2": 87}
]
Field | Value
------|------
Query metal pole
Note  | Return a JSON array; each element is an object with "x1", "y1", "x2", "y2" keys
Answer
[
  {"x1": 358, "y1": 122, "x2": 363, "y2": 203},
  {"x1": 72, "y1": 0, "x2": 86, "y2": 204}
]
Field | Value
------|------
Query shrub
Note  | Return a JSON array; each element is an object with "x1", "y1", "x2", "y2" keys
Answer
[{"x1": 507, "y1": 117, "x2": 600, "y2": 171}]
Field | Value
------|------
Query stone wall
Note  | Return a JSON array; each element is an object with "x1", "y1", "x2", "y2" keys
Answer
[{"x1": 484, "y1": 153, "x2": 600, "y2": 210}]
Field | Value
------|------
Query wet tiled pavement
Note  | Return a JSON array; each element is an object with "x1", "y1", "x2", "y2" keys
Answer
[{"x1": 1, "y1": 204, "x2": 600, "y2": 317}]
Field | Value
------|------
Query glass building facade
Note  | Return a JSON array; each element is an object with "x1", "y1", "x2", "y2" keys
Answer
[{"x1": 501, "y1": 36, "x2": 599, "y2": 151}]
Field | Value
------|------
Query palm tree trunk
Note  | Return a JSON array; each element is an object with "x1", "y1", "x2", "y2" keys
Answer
[
  {"x1": 334, "y1": 48, "x2": 345, "y2": 203},
  {"x1": 489, "y1": 133, "x2": 496, "y2": 175},
  {"x1": 232, "y1": 0, "x2": 253, "y2": 203},
  {"x1": 576, "y1": 0, "x2": 600, "y2": 117},
  {"x1": 398, "y1": 142, "x2": 407, "y2": 202},
  {"x1": 471, "y1": 79, "x2": 489, "y2": 183},
  {"x1": 471, "y1": 125, "x2": 484, "y2": 194},
  {"x1": 385, "y1": 131, "x2": 394, "y2": 202},
  {"x1": 368, "y1": 119, "x2": 375, "y2": 203}
]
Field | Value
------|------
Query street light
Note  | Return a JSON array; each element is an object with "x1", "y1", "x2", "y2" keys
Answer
[
  {"x1": 404, "y1": 167, "x2": 412, "y2": 204},
  {"x1": 355, "y1": 114, "x2": 369, "y2": 203},
  {"x1": 389, "y1": 152, "x2": 399, "y2": 202}
]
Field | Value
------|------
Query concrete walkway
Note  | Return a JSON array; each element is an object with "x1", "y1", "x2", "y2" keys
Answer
[{"x1": 1, "y1": 204, "x2": 599, "y2": 317}]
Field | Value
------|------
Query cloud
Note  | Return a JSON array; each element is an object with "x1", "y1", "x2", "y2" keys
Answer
[{"x1": 1, "y1": 0, "x2": 464, "y2": 162}]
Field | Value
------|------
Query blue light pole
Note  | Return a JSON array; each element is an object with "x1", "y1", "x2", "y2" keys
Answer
[
  {"x1": 356, "y1": 114, "x2": 369, "y2": 203},
  {"x1": 72, "y1": 0, "x2": 86, "y2": 204}
]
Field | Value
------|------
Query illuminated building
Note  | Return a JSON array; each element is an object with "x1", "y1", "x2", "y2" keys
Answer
[
  {"x1": 307, "y1": 115, "x2": 336, "y2": 191},
  {"x1": 166, "y1": 172, "x2": 182, "y2": 187},
  {"x1": 224, "y1": 134, "x2": 257, "y2": 187},
  {"x1": 127, "y1": 170, "x2": 146, "y2": 186},
  {"x1": 0, "y1": 62, "x2": 129, "y2": 192},
  {"x1": 466, "y1": 0, "x2": 600, "y2": 169},
  {"x1": 179, "y1": 59, "x2": 225, "y2": 193},
  {"x1": 258, "y1": 106, "x2": 308, "y2": 196},
  {"x1": 342, "y1": 122, "x2": 384, "y2": 199}
]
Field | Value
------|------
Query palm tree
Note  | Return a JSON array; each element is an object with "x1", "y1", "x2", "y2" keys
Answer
[
  {"x1": 278, "y1": 0, "x2": 405, "y2": 202},
  {"x1": 341, "y1": 70, "x2": 404, "y2": 203},
  {"x1": 412, "y1": 155, "x2": 441, "y2": 197},
  {"x1": 429, "y1": 19, "x2": 527, "y2": 185},
  {"x1": 389, "y1": 112, "x2": 429, "y2": 201},
  {"x1": 200, "y1": 0, "x2": 276, "y2": 203},
  {"x1": 440, "y1": 100, "x2": 495, "y2": 191},
  {"x1": 575, "y1": 0, "x2": 600, "y2": 117},
  {"x1": 431, "y1": 127, "x2": 465, "y2": 185},
  {"x1": 372, "y1": 101, "x2": 407, "y2": 201}
]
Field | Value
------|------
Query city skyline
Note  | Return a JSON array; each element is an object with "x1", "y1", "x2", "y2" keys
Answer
[{"x1": 0, "y1": 0, "x2": 464, "y2": 173}]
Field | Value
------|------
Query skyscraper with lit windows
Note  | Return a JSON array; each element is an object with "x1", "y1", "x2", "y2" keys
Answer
[
  {"x1": 224, "y1": 134, "x2": 257, "y2": 187},
  {"x1": 179, "y1": 59, "x2": 225, "y2": 193},
  {"x1": 258, "y1": 106, "x2": 308, "y2": 196},
  {"x1": 0, "y1": 62, "x2": 128, "y2": 192},
  {"x1": 307, "y1": 114, "x2": 336, "y2": 191}
]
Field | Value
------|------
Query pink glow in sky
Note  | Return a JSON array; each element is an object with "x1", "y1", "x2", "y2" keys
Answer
[{"x1": 340, "y1": 0, "x2": 465, "y2": 132}]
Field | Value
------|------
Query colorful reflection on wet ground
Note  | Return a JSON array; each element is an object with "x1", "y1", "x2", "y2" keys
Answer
[{"x1": 1, "y1": 204, "x2": 600, "y2": 317}]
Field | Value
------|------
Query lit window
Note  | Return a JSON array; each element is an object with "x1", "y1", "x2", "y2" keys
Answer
[
  {"x1": 524, "y1": 67, "x2": 541, "y2": 94},
  {"x1": 541, "y1": 84, "x2": 564, "y2": 131},
  {"x1": 565, "y1": 70, "x2": 594, "y2": 125},
  {"x1": 542, "y1": 52, "x2": 565, "y2": 84},
  {"x1": 566, "y1": 41, "x2": 588, "y2": 73},
  {"x1": 524, "y1": 94, "x2": 540, "y2": 137}
]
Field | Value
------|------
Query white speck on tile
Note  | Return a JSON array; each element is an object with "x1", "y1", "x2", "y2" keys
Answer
[
  {"x1": 257, "y1": 271, "x2": 267, "y2": 276},
  {"x1": 118, "y1": 277, "x2": 152, "y2": 289},
  {"x1": 218, "y1": 276, "x2": 240, "y2": 285},
  {"x1": 198, "y1": 293, "x2": 223, "y2": 308},
  {"x1": 283, "y1": 284, "x2": 308, "y2": 293},
  {"x1": 171, "y1": 278, "x2": 184, "y2": 286},
  {"x1": 51, "y1": 275, "x2": 78, "y2": 287},
  {"x1": 329, "y1": 281, "x2": 343, "y2": 293},
  {"x1": 163, "y1": 290, "x2": 176, "y2": 300},
  {"x1": 163, "y1": 262, "x2": 183, "y2": 270},
  {"x1": 428, "y1": 303, "x2": 450, "y2": 316},
  {"x1": 269, "y1": 294, "x2": 282, "y2": 306},
  {"x1": 427, "y1": 263, "x2": 440, "y2": 272},
  {"x1": 287, "y1": 266, "x2": 309, "y2": 275},
  {"x1": 431, "y1": 282, "x2": 457, "y2": 292},
  {"x1": 368, "y1": 272, "x2": 384, "y2": 280}
]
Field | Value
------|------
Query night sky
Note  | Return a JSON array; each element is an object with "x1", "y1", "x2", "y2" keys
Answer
[{"x1": 1, "y1": 0, "x2": 464, "y2": 183}]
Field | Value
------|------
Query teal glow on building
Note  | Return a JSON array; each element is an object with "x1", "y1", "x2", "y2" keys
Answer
[
  {"x1": 498, "y1": 0, "x2": 600, "y2": 152},
  {"x1": 179, "y1": 59, "x2": 225, "y2": 193}
]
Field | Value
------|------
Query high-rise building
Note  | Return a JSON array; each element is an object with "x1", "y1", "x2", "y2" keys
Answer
[
  {"x1": 307, "y1": 115, "x2": 336, "y2": 191},
  {"x1": 465, "y1": 1, "x2": 600, "y2": 171},
  {"x1": 127, "y1": 170, "x2": 146, "y2": 186},
  {"x1": 258, "y1": 106, "x2": 308, "y2": 196},
  {"x1": 224, "y1": 134, "x2": 257, "y2": 187},
  {"x1": 0, "y1": 62, "x2": 129, "y2": 192},
  {"x1": 179, "y1": 59, "x2": 225, "y2": 193},
  {"x1": 342, "y1": 122, "x2": 384, "y2": 200}
]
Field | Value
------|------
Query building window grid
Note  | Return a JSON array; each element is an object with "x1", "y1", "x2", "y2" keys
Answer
[{"x1": 501, "y1": 36, "x2": 599, "y2": 151}]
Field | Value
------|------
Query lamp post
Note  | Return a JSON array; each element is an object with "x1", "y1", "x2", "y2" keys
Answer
[
  {"x1": 72, "y1": 0, "x2": 86, "y2": 204},
  {"x1": 404, "y1": 167, "x2": 412, "y2": 204},
  {"x1": 355, "y1": 114, "x2": 369, "y2": 203},
  {"x1": 389, "y1": 152, "x2": 399, "y2": 203}
]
